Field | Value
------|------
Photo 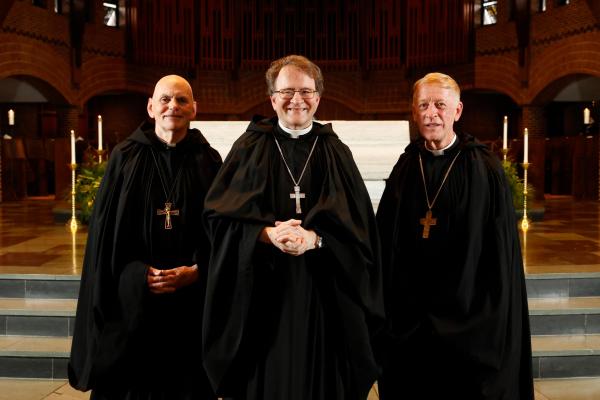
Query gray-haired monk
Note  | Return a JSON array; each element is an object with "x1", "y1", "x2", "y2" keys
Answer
[{"x1": 376, "y1": 72, "x2": 534, "y2": 399}]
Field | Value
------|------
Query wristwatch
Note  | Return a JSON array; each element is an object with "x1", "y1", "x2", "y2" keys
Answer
[{"x1": 315, "y1": 235, "x2": 323, "y2": 249}]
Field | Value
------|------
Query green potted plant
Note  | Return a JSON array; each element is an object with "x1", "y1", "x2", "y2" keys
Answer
[
  {"x1": 502, "y1": 158, "x2": 535, "y2": 217},
  {"x1": 74, "y1": 160, "x2": 107, "y2": 223}
]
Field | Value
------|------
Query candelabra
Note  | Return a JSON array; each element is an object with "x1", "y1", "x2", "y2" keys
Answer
[
  {"x1": 67, "y1": 163, "x2": 80, "y2": 233},
  {"x1": 521, "y1": 162, "x2": 530, "y2": 232},
  {"x1": 502, "y1": 147, "x2": 508, "y2": 162}
]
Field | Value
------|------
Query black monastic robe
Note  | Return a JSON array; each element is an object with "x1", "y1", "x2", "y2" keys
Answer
[
  {"x1": 69, "y1": 122, "x2": 222, "y2": 399},
  {"x1": 376, "y1": 133, "x2": 534, "y2": 399},
  {"x1": 202, "y1": 116, "x2": 384, "y2": 400}
]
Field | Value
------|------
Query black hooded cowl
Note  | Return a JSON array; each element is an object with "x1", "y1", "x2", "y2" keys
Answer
[
  {"x1": 69, "y1": 121, "x2": 222, "y2": 398},
  {"x1": 202, "y1": 116, "x2": 385, "y2": 400},
  {"x1": 376, "y1": 133, "x2": 534, "y2": 399}
]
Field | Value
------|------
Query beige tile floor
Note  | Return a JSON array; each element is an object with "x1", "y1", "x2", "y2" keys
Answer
[
  {"x1": 535, "y1": 378, "x2": 600, "y2": 400},
  {"x1": 0, "y1": 379, "x2": 85, "y2": 400},
  {"x1": 0, "y1": 378, "x2": 596, "y2": 400}
]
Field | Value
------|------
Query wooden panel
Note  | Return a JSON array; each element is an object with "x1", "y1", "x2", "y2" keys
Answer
[
  {"x1": 406, "y1": 0, "x2": 474, "y2": 69},
  {"x1": 126, "y1": 0, "x2": 474, "y2": 72},
  {"x1": 127, "y1": 0, "x2": 195, "y2": 68},
  {"x1": 364, "y1": 0, "x2": 403, "y2": 69},
  {"x1": 198, "y1": 0, "x2": 235, "y2": 69},
  {"x1": 238, "y1": 0, "x2": 361, "y2": 70}
]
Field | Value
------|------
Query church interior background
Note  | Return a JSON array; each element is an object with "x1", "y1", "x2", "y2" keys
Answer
[{"x1": 0, "y1": 0, "x2": 600, "y2": 399}]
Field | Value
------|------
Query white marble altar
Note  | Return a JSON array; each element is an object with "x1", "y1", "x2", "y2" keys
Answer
[{"x1": 191, "y1": 120, "x2": 411, "y2": 207}]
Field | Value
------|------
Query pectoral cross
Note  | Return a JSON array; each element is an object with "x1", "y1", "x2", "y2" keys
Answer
[
  {"x1": 290, "y1": 185, "x2": 305, "y2": 214},
  {"x1": 157, "y1": 202, "x2": 179, "y2": 230},
  {"x1": 419, "y1": 209, "x2": 437, "y2": 239}
]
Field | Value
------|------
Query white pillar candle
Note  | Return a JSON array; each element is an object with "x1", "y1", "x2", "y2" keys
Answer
[
  {"x1": 70, "y1": 130, "x2": 76, "y2": 164},
  {"x1": 8, "y1": 109, "x2": 14, "y2": 126},
  {"x1": 523, "y1": 128, "x2": 528, "y2": 164},
  {"x1": 584, "y1": 107, "x2": 590, "y2": 125},
  {"x1": 502, "y1": 115, "x2": 508, "y2": 150},
  {"x1": 98, "y1": 115, "x2": 103, "y2": 151}
]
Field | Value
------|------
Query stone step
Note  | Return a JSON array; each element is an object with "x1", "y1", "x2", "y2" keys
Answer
[
  {"x1": 1, "y1": 270, "x2": 599, "y2": 299},
  {"x1": 532, "y1": 334, "x2": 600, "y2": 379},
  {"x1": 0, "y1": 298, "x2": 76, "y2": 337},
  {"x1": 2, "y1": 333, "x2": 600, "y2": 380},
  {"x1": 529, "y1": 297, "x2": 600, "y2": 335},
  {"x1": 534, "y1": 377, "x2": 600, "y2": 399},
  {"x1": 526, "y1": 272, "x2": 600, "y2": 298},
  {"x1": 0, "y1": 275, "x2": 80, "y2": 299},
  {"x1": 2, "y1": 295, "x2": 599, "y2": 338},
  {"x1": 0, "y1": 336, "x2": 69, "y2": 379}
]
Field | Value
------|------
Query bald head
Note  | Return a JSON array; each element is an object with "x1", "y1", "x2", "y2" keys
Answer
[
  {"x1": 152, "y1": 75, "x2": 194, "y2": 100},
  {"x1": 147, "y1": 75, "x2": 197, "y2": 143}
]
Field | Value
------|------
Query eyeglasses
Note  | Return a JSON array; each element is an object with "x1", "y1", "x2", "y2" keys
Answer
[{"x1": 273, "y1": 89, "x2": 318, "y2": 100}]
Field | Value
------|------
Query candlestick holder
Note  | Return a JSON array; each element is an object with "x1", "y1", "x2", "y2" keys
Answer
[
  {"x1": 95, "y1": 149, "x2": 107, "y2": 163},
  {"x1": 520, "y1": 162, "x2": 530, "y2": 232},
  {"x1": 0, "y1": 137, "x2": 3, "y2": 203},
  {"x1": 502, "y1": 147, "x2": 508, "y2": 161},
  {"x1": 67, "y1": 163, "x2": 80, "y2": 233}
]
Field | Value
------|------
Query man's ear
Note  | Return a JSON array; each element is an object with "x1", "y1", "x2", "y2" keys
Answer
[
  {"x1": 147, "y1": 98, "x2": 154, "y2": 119},
  {"x1": 454, "y1": 101, "x2": 463, "y2": 122}
]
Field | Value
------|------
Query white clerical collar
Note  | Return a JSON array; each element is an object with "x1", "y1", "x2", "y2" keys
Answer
[
  {"x1": 278, "y1": 120, "x2": 313, "y2": 139},
  {"x1": 425, "y1": 133, "x2": 457, "y2": 156}
]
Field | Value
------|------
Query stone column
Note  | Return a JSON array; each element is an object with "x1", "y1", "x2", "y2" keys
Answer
[{"x1": 520, "y1": 105, "x2": 546, "y2": 202}]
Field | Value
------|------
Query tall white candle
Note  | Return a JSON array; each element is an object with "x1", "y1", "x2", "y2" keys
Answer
[
  {"x1": 523, "y1": 128, "x2": 528, "y2": 164},
  {"x1": 584, "y1": 107, "x2": 591, "y2": 125},
  {"x1": 98, "y1": 115, "x2": 103, "y2": 151},
  {"x1": 502, "y1": 115, "x2": 508, "y2": 150},
  {"x1": 8, "y1": 109, "x2": 14, "y2": 126},
  {"x1": 70, "y1": 130, "x2": 76, "y2": 165}
]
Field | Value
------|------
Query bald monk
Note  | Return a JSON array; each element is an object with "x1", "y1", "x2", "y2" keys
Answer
[{"x1": 69, "y1": 75, "x2": 222, "y2": 400}]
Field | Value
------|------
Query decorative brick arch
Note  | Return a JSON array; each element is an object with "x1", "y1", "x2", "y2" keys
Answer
[
  {"x1": 79, "y1": 58, "x2": 160, "y2": 107},
  {"x1": 527, "y1": 31, "x2": 600, "y2": 104},
  {"x1": 0, "y1": 35, "x2": 75, "y2": 104},
  {"x1": 475, "y1": 54, "x2": 522, "y2": 104}
]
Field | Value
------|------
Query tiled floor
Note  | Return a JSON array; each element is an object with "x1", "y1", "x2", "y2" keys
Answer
[
  {"x1": 0, "y1": 379, "x2": 87, "y2": 400},
  {"x1": 0, "y1": 195, "x2": 599, "y2": 399}
]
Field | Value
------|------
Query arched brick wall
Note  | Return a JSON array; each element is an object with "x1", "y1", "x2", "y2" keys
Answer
[
  {"x1": 0, "y1": 34, "x2": 75, "y2": 104},
  {"x1": 475, "y1": 54, "x2": 522, "y2": 104},
  {"x1": 79, "y1": 58, "x2": 159, "y2": 107},
  {"x1": 528, "y1": 31, "x2": 600, "y2": 104}
]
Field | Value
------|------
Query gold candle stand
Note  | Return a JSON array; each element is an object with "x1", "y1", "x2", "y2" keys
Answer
[
  {"x1": 502, "y1": 147, "x2": 508, "y2": 161},
  {"x1": 67, "y1": 163, "x2": 80, "y2": 233},
  {"x1": 96, "y1": 149, "x2": 107, "y2": 163},
  {"x1": 520, "y1": 162, "x2": 530, "y2": 232}
]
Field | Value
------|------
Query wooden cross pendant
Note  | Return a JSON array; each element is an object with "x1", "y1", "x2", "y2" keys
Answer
[
  {"x1": 290, "y1": 185, "x2": 305, "y2": 214},
  {"x1": 157, "y1": 202, "x2": 179, "y2": 230},
  {"x1": 419, "y1": 209, "x2": 437, "y2": 239}
]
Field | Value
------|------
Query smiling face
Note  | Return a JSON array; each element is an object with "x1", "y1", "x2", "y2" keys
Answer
[
  {"x1": 147, "y1": 75, "x2": 197, "y2": 140},
  {"x1": 270, "y1": 65, "x2": 321, "y2": 130},
  {"x1": 412, "y1": 83, "x2": 463, "y2": 150}
]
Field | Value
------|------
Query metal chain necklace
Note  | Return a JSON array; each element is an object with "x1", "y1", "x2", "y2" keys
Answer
[
  {"x1": 149, "y1": 148, "x2": 187, "y2": 229},
  {"x1": 418, "y1": 150, "x2": 461, "y2": 239},
  {"x1": 273, "y1": 134, "x2": 319, "y2": 214}
]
